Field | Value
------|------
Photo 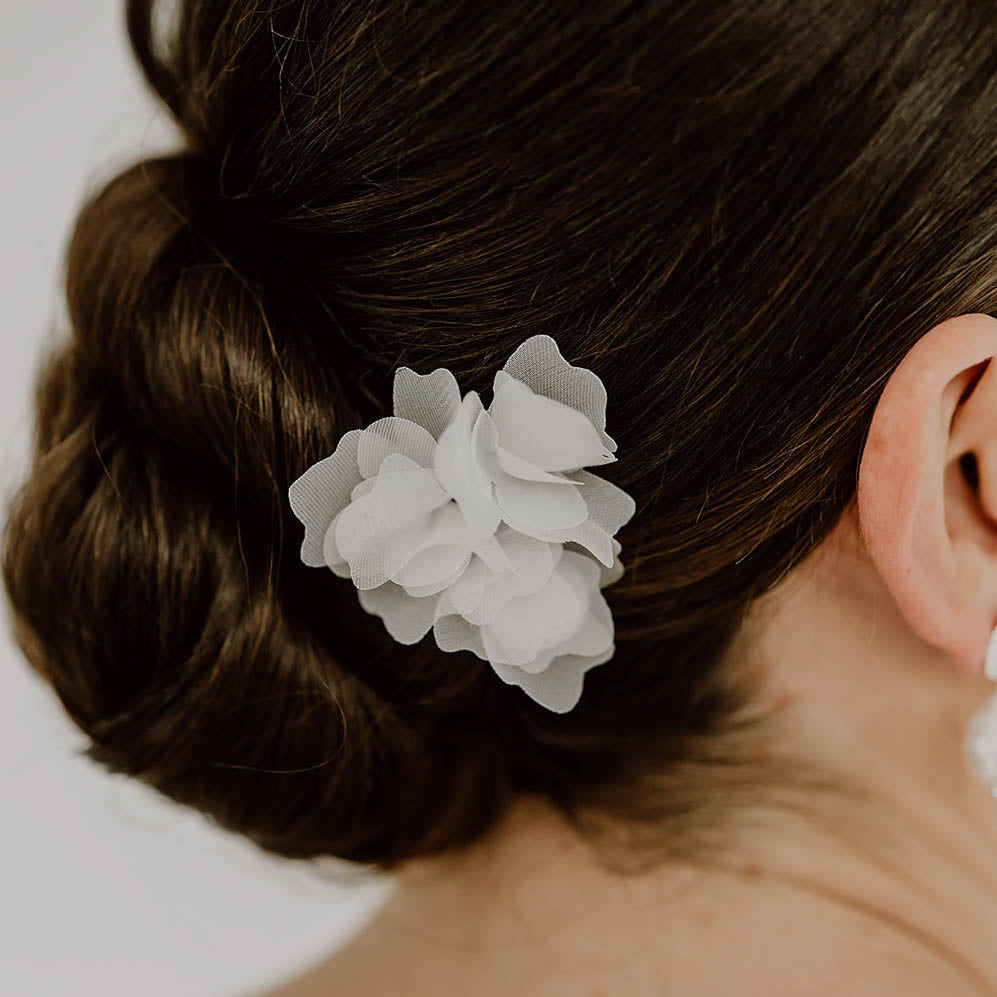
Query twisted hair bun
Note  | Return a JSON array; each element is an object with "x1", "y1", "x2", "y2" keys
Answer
[
  {"x1": 12, "y1": 0, "x2": 991, "y2": 873},
  {"x1": 10, "y1": 147, "x2": 520, "y2": 865}
]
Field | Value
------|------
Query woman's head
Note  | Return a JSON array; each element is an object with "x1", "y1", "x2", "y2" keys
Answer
[{"x1": 7, "y1": 0, "x2": 997, "y2": 876}]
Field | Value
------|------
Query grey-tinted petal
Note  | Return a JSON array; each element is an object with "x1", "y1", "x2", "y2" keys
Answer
[
  {"x1": 499, "y1": 336, "x2": 616, "y2": 452},
  {"x1": 489, "y1": 644, "x2": 615, "y2": 714},
  {"x1": 489, "y1": 375, "x2": 614, "y2": 472},
  {"x1": 393, "y1": 366, "x2": 462, "y2": 440},
  {"x1": 357, "y1": 417, "x2": 437, "y2": 476},
  {"x1": 433, "y1": 614, "x2": 487, "y2": 660},
  {"x1": 598, "y1": 548, "x2": 626, "y2": 588},
  {"x1": 575, "y1": 471, "x2": 636, "y2": 536},
  {"x1": 288, "y1": 430, "x2": 362, "y2": 567},
  {"x1": 357, "y1": 582, "x2": 438, "y2": 644}
]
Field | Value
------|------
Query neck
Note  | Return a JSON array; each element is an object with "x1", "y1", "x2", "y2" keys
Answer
[
  {"x1": 332, "y1": 763, "x2": 997, "y2": 995},
  {"x1": 726, "y1": 505, "x2": 997, "y2": 993},
  {"x1": 326, "y1": 512, "x2": 997, "y2": 996}
]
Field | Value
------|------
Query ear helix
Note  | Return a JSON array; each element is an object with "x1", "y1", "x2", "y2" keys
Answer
[{"x1": 964, "y1": 626, "x2": 997, "y2": 795}]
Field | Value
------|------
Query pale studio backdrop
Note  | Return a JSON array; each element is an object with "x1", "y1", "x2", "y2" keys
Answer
[{"x1": 0, "y1": 3, "x2": 392, "y2": 995}]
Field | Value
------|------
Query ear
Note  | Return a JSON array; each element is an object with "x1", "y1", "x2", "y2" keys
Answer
[{"x1": 857, "y1": 312, "x2": 997, "y2": 677}]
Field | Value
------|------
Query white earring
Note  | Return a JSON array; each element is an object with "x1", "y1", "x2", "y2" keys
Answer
[
  {"x1": 964, "y1": 626, "x2": 997, "y2": 796},
  {"x1": 987, "y1": 625, "x2": 997, "y2": 681}
]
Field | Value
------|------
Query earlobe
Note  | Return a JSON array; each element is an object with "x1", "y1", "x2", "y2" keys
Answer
[{"x1": 857, "y1": 312, "x2": 997, "y2": 676}]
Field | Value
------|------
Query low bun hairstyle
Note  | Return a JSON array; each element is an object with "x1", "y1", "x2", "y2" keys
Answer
[{"x1": 9, "y1": 0, "x2": 997, "y2": 874}]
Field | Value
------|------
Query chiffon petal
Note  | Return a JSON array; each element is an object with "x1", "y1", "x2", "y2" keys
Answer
[
  {"x1": 485, "y1": 554, "x2": 615, "y2": 712},
  {"x1": 357, "y1": 582, "x2": 438, "y2": 644},
  {"x1": 575, "y1": 471, "x2": 637, "y2": 535},
  {"x1": 488, "y1": 644, "x2": 614, "y2": 714},
  {"x1": 322, "y1": 510, "x2": 351, "y2": 576},
  {"x1": 443, "y1": 555, "x2": 490, "y2": 616},
  {"x1": 499, "y1": 335, "x2": 617, "y2": 452},
  {"x1": 599, "y1": 543, "x2": 626, "y2": 587},
  {"x1": 481, "y1": 558, "x2": 583, "y2": 668},
  {"x1": 357, "y1": 417, "x2": 437, "y2": 476},
  {"x1": 382, "y1": 503, "x2": 469, "y2": 582},
  {"x1": 492, "y1": 442, "x2": 576, "y2": 484},
  {"x1": 433, "y1": 614, "x2": 487, "y2": 660},
  {"x1": 393, "y1": 366, "x2": 462, "y2": 440},
  {"x1": 460, "y1": 532, "x2": 556, "y2": 626},
  {"x1": 502, "y1": 508, "x2": 617, "y2": 566},
  {"x1": 493, "y1": 471, "x2": 588, "y2": 533},
  {"x1": 468, "y1": 531, "x2": 511, "y2": 574},
  {"x1": 490, "y1": 375, "x2": 614, "y2": 472},
  {"x1": 288, "y1": 430, "x2": 362, "y2": 567},
  {"x1": 434, "y1": 393, "x2": 501, "y2": 535},
  {"x1": 334, "y1": 456, "x2": 450, "y2": 589},
  {"x1": 350, "y1": 477, "x2": 377, "y2": 502},
  {"x1": 392, "y1": 543, "x2": 469, "y2": 590}
]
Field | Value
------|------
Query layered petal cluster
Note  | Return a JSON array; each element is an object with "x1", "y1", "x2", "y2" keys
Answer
[{"x1": 288, "y1": 335, "x2": 635, "y2": 713}]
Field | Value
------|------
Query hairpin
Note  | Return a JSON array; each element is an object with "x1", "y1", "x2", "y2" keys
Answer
[{"x1": 288, "y1": 335, "x2": 635, "y2": 713}]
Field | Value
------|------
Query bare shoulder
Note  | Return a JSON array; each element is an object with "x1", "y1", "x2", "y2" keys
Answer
[
  {"x1": 241, "y1": 948, "x2": 982, "y2": 997},
  {"x1": 243, "y1": 947, "x2": 369, "y2": 997},
  {"x1": 239, "y1": 911, "x2": 418, "y2": 997}
]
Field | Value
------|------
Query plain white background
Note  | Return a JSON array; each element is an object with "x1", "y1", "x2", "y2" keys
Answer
[{"x1": 0, "y1": 3, "x2": 392, "y2": 995}]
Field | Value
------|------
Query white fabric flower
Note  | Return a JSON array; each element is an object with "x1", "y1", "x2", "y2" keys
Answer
[{"x1": 287, "y1": 335, "x2": 635, "y2": 713}]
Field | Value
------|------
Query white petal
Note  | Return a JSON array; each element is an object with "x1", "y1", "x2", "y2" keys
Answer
[
  {"x1": 564, "y1": 520, "x2": 616, "y2": 566},
  {"x1": 357, "y1": 582, "x2": 438, "y2": 644},
  {"x1": 350, "y1": 477, "x2": 377, "y2": 501},
  {"x1": 401, "y1": 557, "x2": 472, "y2": 598},
  {"x1": 288, "y1": 430, "x2": 363, "y2": 567},
  {"x1": 502, "y1": 514, "x2": 617, "y2": 567},
  {"x1": 434, "y1": 393, "x2": 501, "y2": 535},
  {"x1": 499, "y1": 336, "x2": 616, "y2": 453},
  {"x1": 484, "y1": 550, "x2": 610, "y2": 673},
  {"x1": 357, "y1": 416, "x2": 437, "y2": 476},
  {"x1": 490, "y1": 376, "x2": 615, "y2": 472},
  {"x1": 470, "y1": 408, "x2": 506, "y2": 498},
  {"x1": 444, "y1": 555, "x2": 490, "y2": 616},
  {"x1": 342, "y1": 543, "x2": 392, "y2": 591},
  {"x1": 334, "y1": 458, "x2": 450, "y2": 589},
  {"x1": 460, "y1": 532, "x2": 556, "y2": 626},
  {"x1": 468, "y1": 531, "x2": 512, "y2": 573},
  {"x1": 486, "y1": 553, "x2": 615, "y2": 711},
  {"x1": 492, "y1": 442, "x2": 574, "y2": 484},
  {"x1": 392, "y1": 366, "x2": 462, "y2": 440},
  {"x1": 322, "y1": 510, "x2": 351, "y2": 576},
  {"x1": 541, "y1": 552, "x2": 613, "y2": 660},
  {"x1": 480, "y1": 559, "x2": 584, "y2": 668},
  {"x1": 493, "y1": 471, "x2": 588, "y2": 533},
  {"x1": 599, "y1": 545, "x2": 626, "y2": 587},
  {"x1": 381, "y1": 502, "x2": 469, "y2": 581},
  {"x1": 489, "y1": 644, "x2": 615, "y2": 714},
  {"x1": 395, "y1": 547, "x2": 471, "y2": 594},
  {"x1": 335, "y1": 462, "x2": 449, "y2": 562}
]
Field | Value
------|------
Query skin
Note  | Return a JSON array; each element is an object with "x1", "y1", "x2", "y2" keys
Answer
[{"x1": 257, "y1": 312, "x2": 997, "y2": 996}]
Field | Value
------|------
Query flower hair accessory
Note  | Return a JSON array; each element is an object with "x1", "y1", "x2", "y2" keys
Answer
[{"x1": 288, "y1": 336, "x2": 636, "y2": 713}]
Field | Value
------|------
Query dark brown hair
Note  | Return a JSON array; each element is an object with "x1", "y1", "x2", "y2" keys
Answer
[{"x1": 7, "y1": 0, "x2": 997, "y2": 876}]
